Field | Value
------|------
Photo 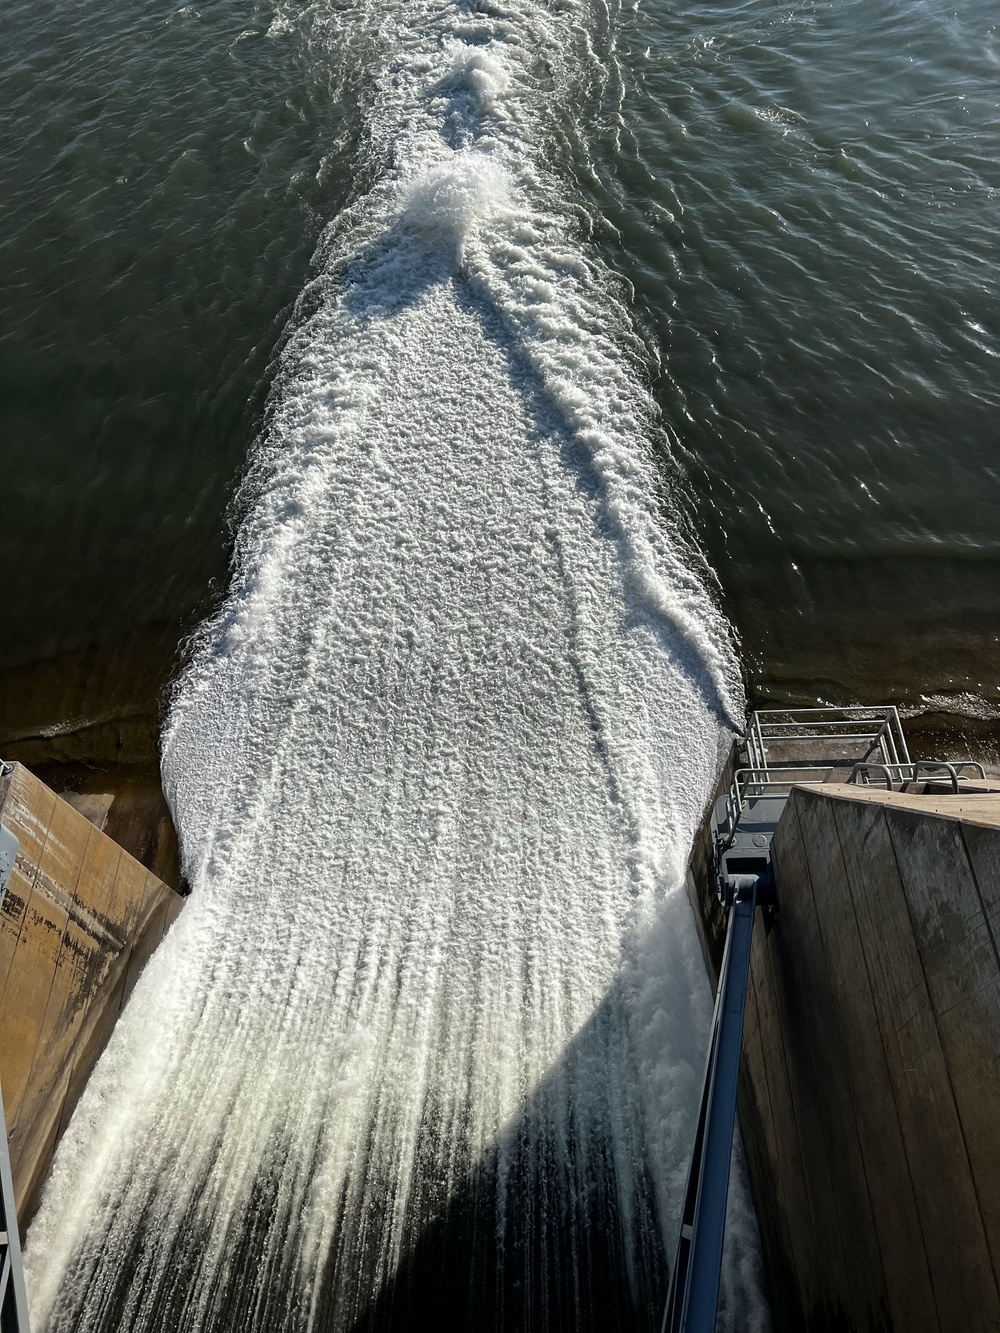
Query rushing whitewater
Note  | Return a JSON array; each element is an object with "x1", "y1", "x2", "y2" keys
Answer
[{"x1": 25, "y1": 0, "x2": 764, "y2": 1328}]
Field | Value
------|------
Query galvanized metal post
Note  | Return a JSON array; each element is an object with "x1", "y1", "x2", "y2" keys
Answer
[
  {"x1": 0, "y1": 822, "x2": 29, "y2": 1333},
  {"x1": 0, "y1": 1083, "x2": 30, "y2": 1333},
  {"x1": 0, "y1": 827, "x2": 16, "y2": 907}
]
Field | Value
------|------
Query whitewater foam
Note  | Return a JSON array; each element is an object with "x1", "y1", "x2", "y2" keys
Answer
[{"x1": 25, "y1": 0, "x2": 764, "y2": 1327}]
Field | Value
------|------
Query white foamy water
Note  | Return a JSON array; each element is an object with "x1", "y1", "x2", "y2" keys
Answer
[{"x1": 25, "y1": 0, "x2": 766, "y2": 1327}]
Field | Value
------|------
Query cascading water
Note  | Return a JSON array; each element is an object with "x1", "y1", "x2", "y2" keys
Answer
[{"x1": 24, "y1": 0, "x2": 767, "y2": 1328}]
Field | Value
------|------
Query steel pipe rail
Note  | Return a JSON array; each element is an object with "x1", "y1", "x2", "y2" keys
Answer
[
  {"x1": 661, "y1": 879, "x2": 758, "y2": 1333},
  {"x1": 0, "y1": 1083, "x2": 29, "y2": 1333},
  {"x1": 0, "y1": 821, "x2": 30, "y2": 1333}
]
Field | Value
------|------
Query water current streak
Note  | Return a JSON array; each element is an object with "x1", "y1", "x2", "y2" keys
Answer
[{"x1": 24, "y1": 0, "x2": 754, "y2": 1328}]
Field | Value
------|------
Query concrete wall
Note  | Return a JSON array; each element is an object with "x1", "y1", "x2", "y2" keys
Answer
[
  {"x1": 0, "y1": 761, "x2": 183, "y2": 1222},
  {"x1": 736, "y1": 783, "x2": 1000, "y2": 1332},
  {"x1": 685, "y1": 744, "x2": 734, "y2": 981}
]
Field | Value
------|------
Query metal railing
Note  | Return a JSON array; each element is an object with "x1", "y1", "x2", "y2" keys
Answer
[
  {"x1": 0, "y1": 1086, "x2": 29, "y2": 1333},
  {"x1": 745, "y1": 705, "x2": 910, "y2": 771},
  {"x1": 726, "y1": 706, "x2": 911, "y2": 821},
  {"x1": 721, "y1": 706, "x2": 991, "y2": 846},
  {"x1": 849, "y1": 758, "x2": 987, "y2": 794}
]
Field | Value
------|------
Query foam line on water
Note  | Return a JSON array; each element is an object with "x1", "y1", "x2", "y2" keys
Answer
[{"x1": 25, "y1": 0, "x2": 765, "y2": 1327}]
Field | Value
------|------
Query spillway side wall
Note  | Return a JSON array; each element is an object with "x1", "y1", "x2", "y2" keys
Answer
[
  {"x1": 731, "y1": 784, "x2": 1000, "y2": 1333},
  {"x1": 0, "y1": 762, "x2": 184, "y2": 1223},
  {"x1": 684, "y1": 744, "x2": 734, "y2": 979}
]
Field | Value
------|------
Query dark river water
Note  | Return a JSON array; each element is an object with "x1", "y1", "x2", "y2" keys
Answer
[{"x1": 1, "y1": 0, "x2": 997, "y2": 751}]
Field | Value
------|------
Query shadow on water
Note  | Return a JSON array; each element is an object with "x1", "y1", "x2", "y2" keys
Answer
[
  {"x1": 337, "y1": 988, "x2": 668, "y2": 1333},
  {"x1": 49, "y1": 985, "x2": 668, "y2": 1333},
  {"x1": 48, "y1": 234, "x2": 697, "y2": 1333}
]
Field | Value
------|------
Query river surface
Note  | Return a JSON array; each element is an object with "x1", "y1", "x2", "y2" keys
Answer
[
  {"x1": 2, "y1": 0, "x2": 998, "y2": 742},
  {"x1": 2, "y1": 0, "x2": 998, "y2": 1328}
]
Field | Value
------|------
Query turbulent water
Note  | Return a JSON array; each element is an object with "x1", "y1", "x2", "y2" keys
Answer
[
  {"x1": 3, "y1": 0, "x2": 999, "y2": 736},
  {"x1": 23, "y1": 0, "x2": 767, "y2": 1330}
]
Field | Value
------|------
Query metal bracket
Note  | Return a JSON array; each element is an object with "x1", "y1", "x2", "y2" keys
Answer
[{"x1": 0, "y1": 827, "x2": 17, "y2": 906}]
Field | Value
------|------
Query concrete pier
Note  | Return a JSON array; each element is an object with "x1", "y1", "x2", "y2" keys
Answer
[
  {"x1": 693, "y1": 779, "x2": 1000, "y2": 1331},
  {"x1": 0, "y1": 761, "x2": 183, "y2": 1222}
]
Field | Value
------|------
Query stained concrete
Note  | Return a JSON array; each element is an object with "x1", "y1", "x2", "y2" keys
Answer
[
  {"x1": 725, "y1": 782, "x2": 1000, "y2": 1332},
  {"x1": 0, "y1": 761, "x2": 183, "y2": 1223}
]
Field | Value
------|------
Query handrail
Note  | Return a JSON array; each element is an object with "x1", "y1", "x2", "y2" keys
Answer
[
  {"x1": 751, "y1": 705, "x2": 904, "y2": 715},
  {"x1": 732, "y1": 762, "x2": 916, "y2": 815},
  {"x1": 902, "y1": 761, "x2": 961, "y2": 794},
  {"x1": 0, "y1": 1079, "x2": 30, "y2": 1332},
  {"x1": 662, "y1": 880, "x2": 758, "y2": 1333},
  {"x1": 848, "y1": 763, "x2": 894, "y2": 790},
  {"x1": 731, "y1": 710, "x2": 988, "y2": 816},
  {"x1": 752, "y1": 731, "x2": 907, "y2": 742},
  {"x1": 751, "y1": 722, "x2": 905, "y2": 735},
  {"x1": 741, "y1": 708, "x2": 909, "y2": 775},
  {"x1": 847, "y1": 759, "x2": 989, "y2": 795},
  {"x1": 901, "y1": 759, "x2": 987, "y2": 791}
]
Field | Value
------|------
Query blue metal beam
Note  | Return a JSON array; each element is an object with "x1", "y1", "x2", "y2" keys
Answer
[{"x1": 661, "y1": 882, "x2": 757, "y2": 1333}]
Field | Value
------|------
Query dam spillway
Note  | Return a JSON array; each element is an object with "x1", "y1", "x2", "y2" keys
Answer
[
  {"x1": 23, "y1": 295, "x2": 744, "y2": 1330},
  {"x1": 16, "y1": 0, "x2": 762, "y2": 1327},
  {"x1": 1, "y1": 0, "x2": 998, "y2": 1325},
  {"x1": 10, "y1": 701, "x2": 1000, "y2": 1332}
]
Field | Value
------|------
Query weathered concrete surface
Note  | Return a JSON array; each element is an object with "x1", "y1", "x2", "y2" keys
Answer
[
  {"x1": 735, "y1": 783, "x2": 1000, "y2": 1332},
  {"x1": 36, "y1": 761, "x2": 182, "y2": 889},
  {"x1": 685, "y1": 744, "x2": 735, "y2": 982},
  {"x1": 0, "y1": 761, "x2": 183, "y2": 1222}
]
